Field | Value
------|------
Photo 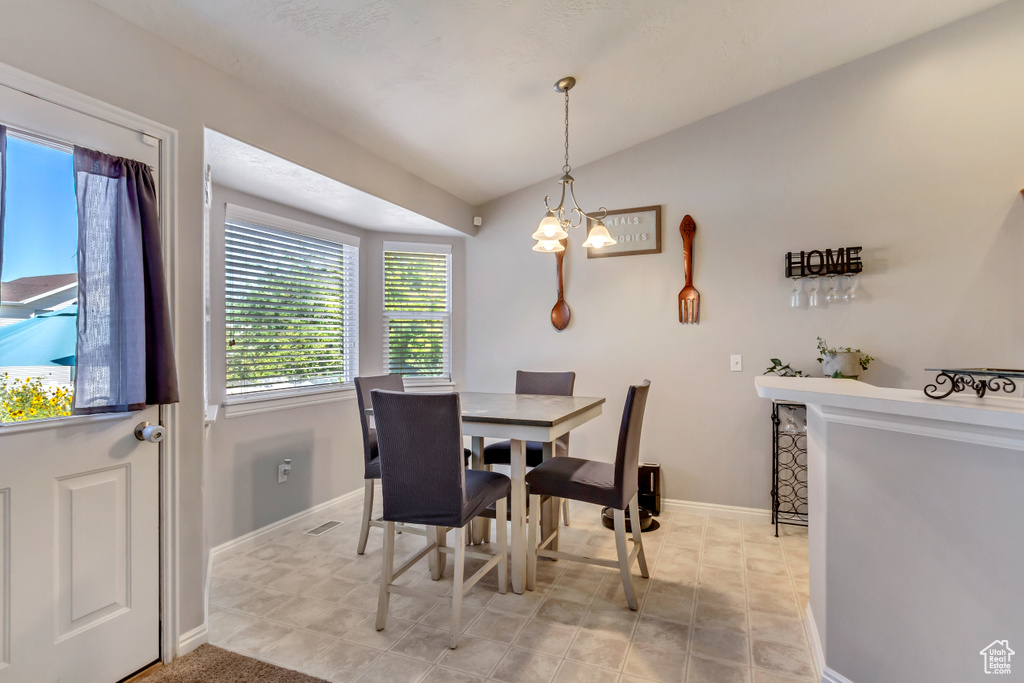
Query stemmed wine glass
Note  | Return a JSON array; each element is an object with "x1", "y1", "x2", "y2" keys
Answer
[
  {"x1": 808, "y1": 278, "x2": 824, "y2": 308},
  {"x1": 842, "y1": 274, "x2": 858, "y2": 302},
  {"x1": 824, "y1": 276, "x2": 839, "y2": 304},
  {"x1": 790, "y1": 279, "x2": 807, "y2": 308}
]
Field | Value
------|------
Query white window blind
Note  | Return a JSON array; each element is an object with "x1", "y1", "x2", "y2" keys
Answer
[
  {"x1": 225, "y1": 208, "x2": 359, "y2": 396},
  {"x1": 382, "y1": 243, "x2": 451, "y2": 380}
]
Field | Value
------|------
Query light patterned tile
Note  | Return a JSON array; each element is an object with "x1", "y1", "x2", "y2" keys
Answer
[
  {"x1": 262, "y1": 629, "x2": 338, "y2": 670},
  {"x1": 690, "y1": 626, "x2": 750, "y2": 665},
  {"x1": 305, "y1": 640, "x2": 380, "y2": 681},
  {"x1": 748, "y1": 611, "x2": 807, "y2": 646},
  {"x1": 355, "y1": 652, "x2": 430, "y2": 683},
  {"x1": 565, "y1": 629, "x2": 629, "y2": 670},
  {"x1": 623, "y1": 641, "x2": 687, "y2": 683},
  {"x1": 490, "y1": 647, "x2": 561, "y2": 683},
  {"x1": 208, "y1": 609, "x2": 256, "y2": 644},
  {"x1": 264, "y1": 596, "x2": 335, "y2": 628},
  {"x1": 552, "y1": 659, "x2": 619, "y2": 683},
  {"x1": 686, "y1": 655, "x2": 751, "y2": 683},
  {"x1": 344, "y1": 613, "x2": 416, "y2": 650},
  {"x1": 389, "y1": 623, "x2": 451, "y2": 663},
  {"x1": 268, "y1": 569, "x2": 334, "y2": 595},
  {"x1": 640, "y1": 593, "x2": 693, "y2": 624},
  {"x1": 634, "y1": 616, "x2": 689, "y2": 653},
  {"x1": 230, "y1": 587, "x2": 294, "y2": 618},
  {"x1": 221, "y1": 619, "x2": 294, "y2": 657},
  {"x1": 534, "y1": 597, "x2": 589, "y2": 627},
  {"x1": 580, "y1": 606, "x2": 638, "y2": 640},
  {"x1": 465, "y1": 607, "x2": 527, "y2": 644},
  {"x1": 512, "y1": 619, "x2": 578, "y2": 657},
  {"x1": 751, "y1": 640, "x2": 815, "y2": 679},
  {"x1": 209, "y1": 577, "x2": 257, "y2": 608},
  {"x1": 746, "y1": 590, "x2": 800, "y2": 619},
  {"x1": 420, "y1": 666, "x2": 485, "y2": 683},
  {"x1": 306, "y1": 604, "x2": 375, "y2": 638},
  {"x1": 436, "y1": 635, "x2": 509, "y2": 675},
  {"x1": 692, "y1": 601, "x2": 747, "y2": 634}
]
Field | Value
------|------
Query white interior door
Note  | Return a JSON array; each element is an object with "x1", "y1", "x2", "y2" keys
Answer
[{"x1": 0, "y1": 83, "x2": 163, "y2": 682}]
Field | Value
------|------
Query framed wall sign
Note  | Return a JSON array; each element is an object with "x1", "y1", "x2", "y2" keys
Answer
[{"x1": 586, "y1": 205, "x2": 662, "y2": 258}]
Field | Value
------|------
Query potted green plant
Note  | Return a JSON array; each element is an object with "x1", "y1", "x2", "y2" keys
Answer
[
  {"x1": 763, "y1": 359, "x2": 805, "y2": 377},
  {"x1": 816, "y1": 337, "x2": 874, "y2": 378}
]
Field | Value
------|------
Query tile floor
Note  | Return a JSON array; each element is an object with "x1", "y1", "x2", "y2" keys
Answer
[{"x1": 209, "y1": 491, "x2": 814, "y2": 683}]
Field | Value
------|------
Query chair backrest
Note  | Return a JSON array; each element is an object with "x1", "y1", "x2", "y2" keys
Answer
[
  {"x1": 370, "y1": 389, "x2": 467, "y2": 526},
  {"x1": 613, "y1": 380, "x2": 652, "y2": 508},
  {"x1": 516, "y1": 370, "x2": 576, "y2": 451},
  {"x1": 354, "y1": 374, "x2": 404, "y2": 466}
]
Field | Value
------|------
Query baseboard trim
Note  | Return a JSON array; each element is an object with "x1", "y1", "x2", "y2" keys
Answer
[
  {"x1": 807, "y1": 603, "x2": 855, "y2": 683},
  {"x1": 209, "y1": 485, "x2": 365, "y2": 561},
  {"x1": 807, "y1": 603, "x2": 824, "y2": 680},
  {"x1": 177, "y1": 623, "x2": 207, "y2": 657},
  {"x1": 662, "y1": 497, "x2": 771, "y2": 522}
]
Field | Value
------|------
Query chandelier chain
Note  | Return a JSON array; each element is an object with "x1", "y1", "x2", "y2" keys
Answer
[{"x1": 563, "y1": 87, "x2": 571, "y2": 175}]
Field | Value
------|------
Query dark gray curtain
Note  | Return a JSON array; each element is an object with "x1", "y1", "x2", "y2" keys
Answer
[
  {"x1": 73, "y1": 146, "x2": 178, "y2": 414},
  {"x1": 0, "y1": 126, "x2": 6, "y2": 291}
]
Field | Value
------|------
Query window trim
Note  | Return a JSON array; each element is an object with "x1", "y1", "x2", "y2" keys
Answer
[
  {"x1": 381, "y1": 241, "x2": 453, "y2": 383},
  {"x1": 223, "y1": 203, "x2": 360, "y2": 403}
]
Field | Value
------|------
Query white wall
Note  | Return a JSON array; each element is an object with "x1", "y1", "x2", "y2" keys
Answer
[
  {"x1": 205, "y1": 185, "x2": 465, "y2": 548},
  {"x1": 0, "y1": 0, "x2": 473, "y2": 638},
  {"x1": 466, "y1": 1, "x2": 1024, "y2": 509}
]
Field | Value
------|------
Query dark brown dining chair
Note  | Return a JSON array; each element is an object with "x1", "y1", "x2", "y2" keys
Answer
[
  {"x1": 482, "y1": 370, "x2": 576, "y2": 528},
  {"x1": 526, "y1": 380, "x2": 651, "y2": 609},
  {"x1": 371, "y1": 389, "x2": 509, "y2": 648}
]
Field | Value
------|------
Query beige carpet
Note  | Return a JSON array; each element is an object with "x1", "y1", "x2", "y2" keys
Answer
[{"x1": 139, "y1": 645, "x2": 326, "y2": 683}]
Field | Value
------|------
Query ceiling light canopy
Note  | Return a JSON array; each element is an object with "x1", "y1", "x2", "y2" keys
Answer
[{"x1": 532, "y1": 77, "x2": 614, "y2": 254}]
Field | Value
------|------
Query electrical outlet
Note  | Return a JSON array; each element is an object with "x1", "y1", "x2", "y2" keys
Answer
[
  {"x1": 731, "y1": 355, "x2": 743, "y2": 372},
  {"x1": 278, "y1": 459, "x2": 292, "y2": 483}
]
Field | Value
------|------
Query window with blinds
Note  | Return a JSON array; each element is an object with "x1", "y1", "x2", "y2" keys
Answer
[
  {"x1": 382, "y1": 242, "x2": 452, "y2": 380},
  {"x1": 225, "y1": 207, "x2": 359, "y2": 396}
]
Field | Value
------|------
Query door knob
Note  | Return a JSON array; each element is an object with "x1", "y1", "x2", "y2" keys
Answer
[{"x1": 135, "y1": 422, "x2": 166, "y2": 443}]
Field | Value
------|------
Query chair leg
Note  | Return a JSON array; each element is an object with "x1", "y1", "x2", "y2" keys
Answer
[
  {"x1": 562, "y1": 498, "x2": 571, "y2": 527},
  {"x1": 376, "y1": 521, "x2": 395, "y2": 630},
  {"x1": 450, "y1": 525, "x2": 466, "y2": 649},
  {"x1": 496, "y1": 497, "x2": 508, "y2": 594},
  {"x1": 357, "y1": 479, "x2": 374, "y2": 555},
  {"x1": 613, "y1": 508, "x2": 638, "y2": 610},
  {"x1": 629, "y1": 494, "x2": 649, "y2": 578},
  {"x1": 431, "y1": 526, "x2": 447, "y2": 580},
  {"x1": 481, "y1": 464, "x2": 493, "y2": 544},
  {"x1": 526, "y1": 493, "x2": 540, "y2": 591}
]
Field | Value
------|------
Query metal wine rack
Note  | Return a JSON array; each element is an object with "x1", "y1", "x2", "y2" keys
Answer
[{"x1": 771, "y1": 401, "x2": 808, "y2": 536}]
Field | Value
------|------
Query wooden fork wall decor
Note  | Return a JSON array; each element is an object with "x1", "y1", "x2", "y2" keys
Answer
[{"x1": 678, "y1": 215, "x2": 700, "y2": 324}]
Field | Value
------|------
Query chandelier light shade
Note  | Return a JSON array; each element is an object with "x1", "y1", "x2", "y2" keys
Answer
[{"x1": 533, "y1": 76, "x2": 614, "y2": 254}]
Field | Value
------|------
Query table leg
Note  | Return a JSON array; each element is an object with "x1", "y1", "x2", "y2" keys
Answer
[
  {"x1": 541, "y1": 441, "x2": 559, "y2": 554},
  {"x1": 470, "y1": 436, "x2": 486, "y2": 545},
  {"x1": 510, "y1": 438, "x2": 526, "y2": 594}
]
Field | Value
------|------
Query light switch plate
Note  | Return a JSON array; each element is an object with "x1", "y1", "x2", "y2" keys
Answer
[{"x1": 731, "y1": 355, "x2": 743, "y2": 372}]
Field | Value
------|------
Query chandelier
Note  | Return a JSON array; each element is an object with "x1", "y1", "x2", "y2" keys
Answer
[{"x1": 532, "y1": 76, "x2": 615, "y2": 253}]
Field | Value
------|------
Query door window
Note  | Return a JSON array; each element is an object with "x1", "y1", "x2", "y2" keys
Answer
[{"x1": 0, "y1": 133, "x2": 78, "y2": 422}]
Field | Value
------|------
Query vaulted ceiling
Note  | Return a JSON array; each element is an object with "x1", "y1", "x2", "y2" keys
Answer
[{"x1": 92, "y1": 0, "x2": 1004, "y2": 206}]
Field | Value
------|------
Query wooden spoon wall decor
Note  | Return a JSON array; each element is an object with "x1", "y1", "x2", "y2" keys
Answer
[
  {"x1": 551, "y1": 239, "x2": 571, "y2": 330},
  {"x1": 678, "y1": 215, "x2": 701, "y2": 324}
]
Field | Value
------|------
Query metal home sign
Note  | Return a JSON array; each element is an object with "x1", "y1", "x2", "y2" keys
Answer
[
  {"x1": 587, "y1": 205, "x2": 662, "y2": 258},
  {"x1": 785, "y1": 246, "x2": 863, "y2": 278}
]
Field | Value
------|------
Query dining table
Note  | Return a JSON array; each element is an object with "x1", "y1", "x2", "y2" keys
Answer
[
  {"x1": 457, "y1": 392, "x2": 605, "y2": 594},
  {"x1": 366, "y1": 391, "x2": 605, "y2": 594}
]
